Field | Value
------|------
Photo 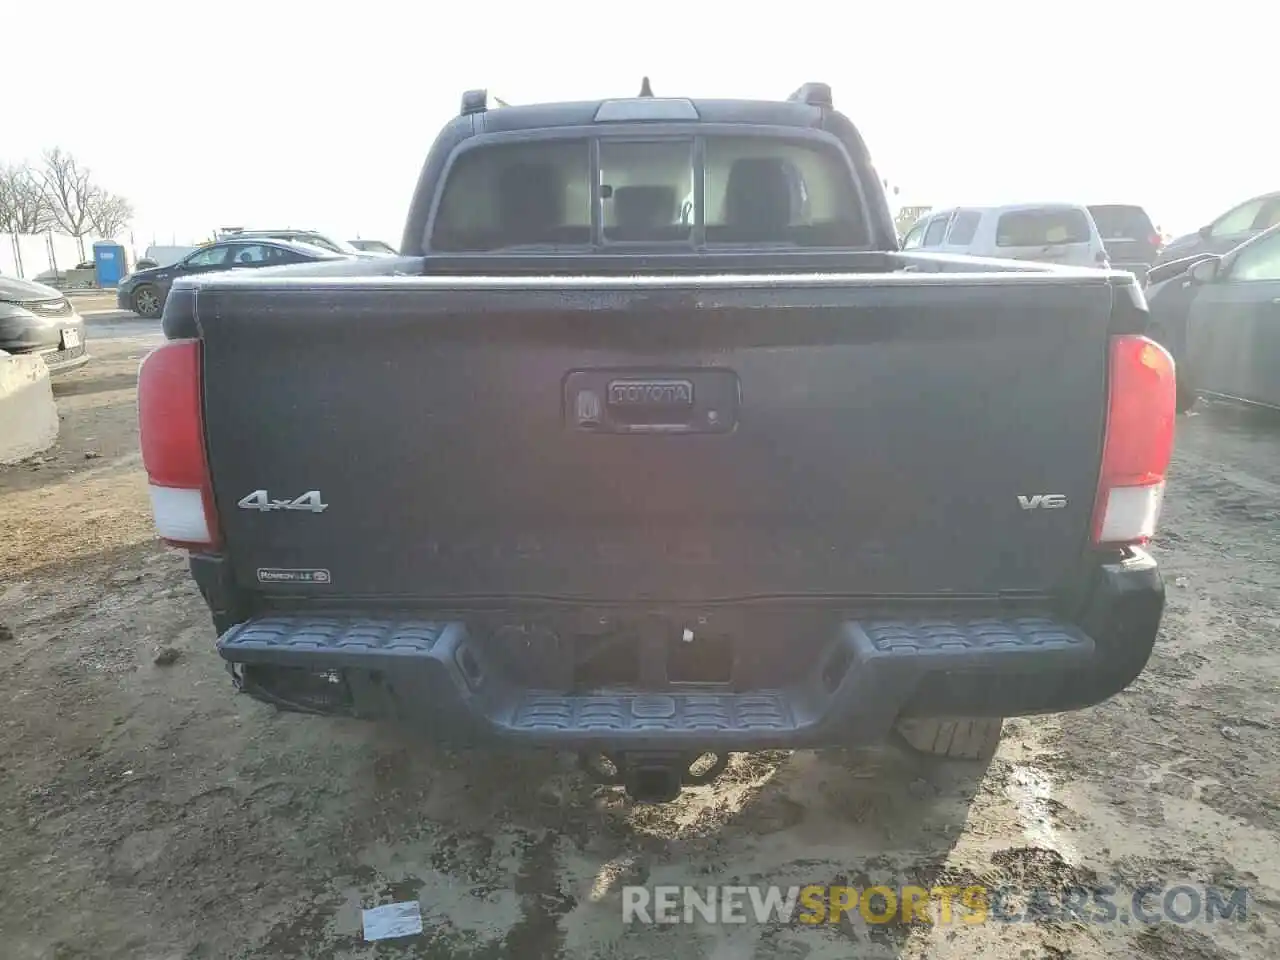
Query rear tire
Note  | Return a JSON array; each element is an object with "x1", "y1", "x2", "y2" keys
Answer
[
  {"x1": 133, "y1": 285, "x2": 162, "y2": 319},
  {"x1": 895, "y1": 717, "x2": 1003, "y2": 761}
]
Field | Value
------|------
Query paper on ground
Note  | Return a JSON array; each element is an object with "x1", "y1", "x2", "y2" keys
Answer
[{"x1": 362, "y1": 900, "x2": 423, "y2": 941}]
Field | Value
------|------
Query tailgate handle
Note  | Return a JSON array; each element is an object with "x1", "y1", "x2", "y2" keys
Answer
[{"x1": 566, "y1": 369, "x2": 738, "y2": 435}]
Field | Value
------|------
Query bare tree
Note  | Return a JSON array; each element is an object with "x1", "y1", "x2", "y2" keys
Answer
[
  {"x1": 0, "y1": 163, "x2": 54, "y2": 234},
  {"x1": 87, "y1": 190, "x2": 134, "y2": 239},
  {"x1": 39, "y1": 148, "x2": 97, "y2": 258}
]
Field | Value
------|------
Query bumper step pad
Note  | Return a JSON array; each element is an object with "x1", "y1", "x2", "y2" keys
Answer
[{"x1": 218, "y1": 613, "x2": 1094, "y2": 748}]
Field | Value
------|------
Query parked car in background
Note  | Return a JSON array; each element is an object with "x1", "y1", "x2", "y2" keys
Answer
[
  {"x1": 902, "y1": 203, "x2": 1109, "y2": 268},
  {"x1": 217, "y1": 229, "x2": 393, "y2": 258},
  {"x1": 1156, "y1": 191, "x2": 1280, "y2": 265},
  {"x1": 1160, "y1": 223, "x2": 1280, "y2": 410},
  {"x1": 1088, "y1": 204, "x2": 1162, "y2": 284},
  {"x1": 0, "y1": 275, "x2": 88, "y2": 374},
  {"x1": 117, "y1": 238, "x2": 347, "y2": 318},
  {"x1": 144, "y1": 245, "x2": 200, "y2": 268},
  {"x1": 1144, "y1": 252, "x2": 1222, "y2": 412},
  {"x1": 893, "y1": 204, "x2": 933, "y2": 241},
  {"x1": 348, "y1": 239, "x2": 399, "y2": 255}
]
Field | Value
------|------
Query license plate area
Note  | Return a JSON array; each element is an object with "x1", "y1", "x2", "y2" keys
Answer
[
  {"x1": 565, "y1": 368, "x2": 739, "y2": 434},
  {"x1": 474, "y1": 609, "x2": 835, "y2": 692},
  {"x1": 60, "y1": 328, "x2": 81, "y2": 350}
]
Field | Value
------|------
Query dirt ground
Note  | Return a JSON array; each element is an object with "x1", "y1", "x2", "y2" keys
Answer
[{"x1": 2, "y1": 327, "x2": 1278, "y2": 959}]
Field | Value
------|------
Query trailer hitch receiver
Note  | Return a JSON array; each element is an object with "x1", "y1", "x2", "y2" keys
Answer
[{"x1": 578, "y1": 750, "x2": 730, "y2": 802}]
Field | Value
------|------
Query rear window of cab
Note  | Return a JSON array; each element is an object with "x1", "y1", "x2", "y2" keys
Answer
[{"x1": 429, "y1": 135, "x2": 869, "y2": 251}]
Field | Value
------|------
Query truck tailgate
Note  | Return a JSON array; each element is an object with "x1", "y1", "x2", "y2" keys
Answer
[{"x1": 197, "y1": 274, "x2": 1114, "y2": 602}]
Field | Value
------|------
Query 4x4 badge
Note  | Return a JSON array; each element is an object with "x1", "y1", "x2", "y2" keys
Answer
[{"x1": 237, "y1": 490, "x2": 329, "y2": 513}]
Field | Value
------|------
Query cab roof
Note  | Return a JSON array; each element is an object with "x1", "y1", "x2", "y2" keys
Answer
[{"x1": 468, "y1": 98, "x2": 826, "y2": 134}]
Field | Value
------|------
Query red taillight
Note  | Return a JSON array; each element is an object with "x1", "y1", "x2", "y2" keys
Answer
[
  {"x1": 1091, "y1": 335, "x2": 1176, "y2": 546},
  {"x1": 1149, "y1": 232, "x2": 1164, "y2": 251},
  {"x1": 137, "y1": 339, "x2": 221, "y2": 549}
]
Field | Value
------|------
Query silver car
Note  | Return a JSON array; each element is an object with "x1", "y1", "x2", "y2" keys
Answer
[
  {"x1": 0, "y1": 275, "x2": 89, "y2": 374},
  {"x1": 1156, "y1": 191, "x2": 1280, "y2": 265}
]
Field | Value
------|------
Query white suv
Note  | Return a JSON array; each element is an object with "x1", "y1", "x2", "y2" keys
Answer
[{"x1": 903, "y1": 203, "x2": 1110, "y2": 268}]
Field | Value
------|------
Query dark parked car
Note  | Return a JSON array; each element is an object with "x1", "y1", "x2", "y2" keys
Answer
[
  {"x1": 0, "y1": 275, "x2": 88, "y2": 374},
  {"x1": 1087, "y1": 204, "x2": 1162, "y2": 283},
  {"x1": 117, "y1": 238, "x2": 346, "y2": 318},
  {"x1": 1156, "y1": 223, "x2": 1280, "y2": 410},
  {"x1": 137, "y1": 81, "x2": 1174, "y2": 803},
  {"x1": 1156, "y1": 190, "x2": 1280, "y2": 265},
  {"x1": 1144, "y1": 253, "x2": 1220, "y2": 412}
]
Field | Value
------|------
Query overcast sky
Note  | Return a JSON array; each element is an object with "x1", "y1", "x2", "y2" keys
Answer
[{"x1": 7, "y1": 0, "x2": 1274, "y2": 247}]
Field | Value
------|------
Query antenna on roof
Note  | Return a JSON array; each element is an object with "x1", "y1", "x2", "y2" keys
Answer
[
  {"x1": 787, "y1": 82, "x2": 833, "y2": 108},
  {"x1": 460, "y1": 90, "x2": 511, "y2": 114},
  {"x1": 638, "y1": 76, "x2": 654, "y2": 98}
]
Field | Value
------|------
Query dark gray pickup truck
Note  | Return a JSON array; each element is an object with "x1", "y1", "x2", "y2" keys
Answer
[{"x1": 138, "y1": 82, "x2": 1176, "y2": 802}]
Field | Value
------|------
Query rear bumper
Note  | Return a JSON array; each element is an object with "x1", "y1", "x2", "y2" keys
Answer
[
  {"x1": 210, "y1": 550, "x2": 1163, "y2": 750},
  {"x1": 38, "y1": 342, "x2": 90, "y2": 374}
]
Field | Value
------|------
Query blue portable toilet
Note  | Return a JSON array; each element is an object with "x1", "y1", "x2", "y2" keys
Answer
[{"x1": 93, "y1": 241, "x2": 127, "y2": 287}]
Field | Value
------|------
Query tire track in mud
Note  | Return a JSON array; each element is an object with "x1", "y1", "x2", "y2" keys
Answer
[{"x1": 504, "y1": 832, "x2": 576, "y2": 959}]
